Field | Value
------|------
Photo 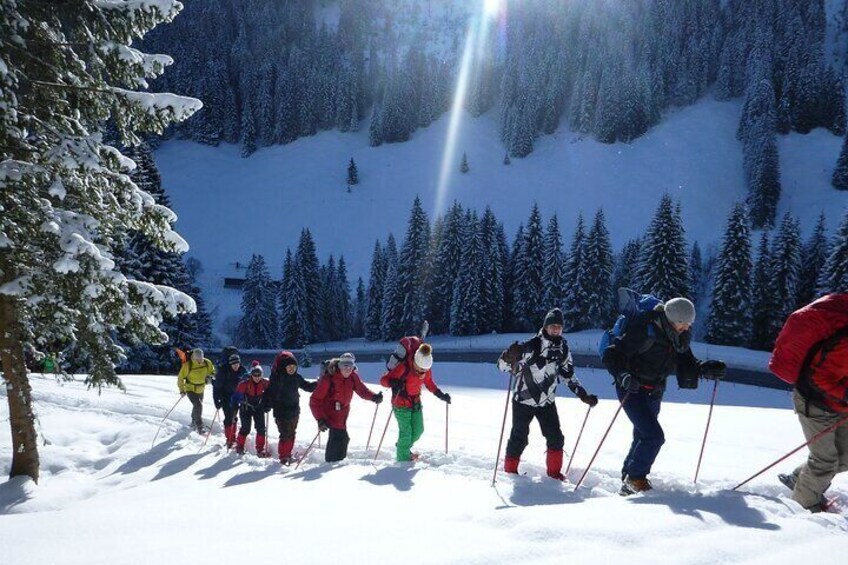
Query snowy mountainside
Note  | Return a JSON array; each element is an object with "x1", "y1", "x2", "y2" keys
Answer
[
  {"x1": 156, "y1": 98, "x2": 848, "y2": 331},
  {"x1": 2, "y1": 368, "x2": 848, "y2": 564}
]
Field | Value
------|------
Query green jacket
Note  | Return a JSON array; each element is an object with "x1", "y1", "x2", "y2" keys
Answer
[{"x1": 178, "y1": 358, "x2": 216, "y2": 394}]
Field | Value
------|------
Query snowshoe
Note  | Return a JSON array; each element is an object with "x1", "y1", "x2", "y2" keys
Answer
[
  {"x1": 620, "y1": 476, "x2": 652, "y2": 496},
  {"x1": 778, "y1": 473, "x2": 831, "y2": 512}
]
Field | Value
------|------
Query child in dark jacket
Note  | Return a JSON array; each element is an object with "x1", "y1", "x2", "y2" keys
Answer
[
  {"x1": 267, "y1": 351, "x2": 317, "y2": 464},
  {"x1": 309, "y1": 353, "x2": 382, "y2": 462},
  {"x1": 231, "y1": 361, "x2": 271, "y2": 456}
]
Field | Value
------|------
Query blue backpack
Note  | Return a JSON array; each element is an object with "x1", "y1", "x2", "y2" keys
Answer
[{"x1": 598, "y1": 288, "x2": 662, "y2": 358}]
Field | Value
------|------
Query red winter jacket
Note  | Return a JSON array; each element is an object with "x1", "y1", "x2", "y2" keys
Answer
[
  {"x1": 309, "y1": 370, "x2": 377, "y2": 429},
  {"x1": 380, "y1": 362, "x2": 439, "y2": 409},
  {"x1": 231, "y1": 377, "x2": 270, "y2": 411}
]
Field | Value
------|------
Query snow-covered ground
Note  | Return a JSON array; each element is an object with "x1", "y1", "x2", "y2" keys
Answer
[
  {"x1": 2, "y1": 363, "x2": 847, "y2": 564},
  {"x1": 156, "y1": 98, "x2": 847, "y2": 334}
]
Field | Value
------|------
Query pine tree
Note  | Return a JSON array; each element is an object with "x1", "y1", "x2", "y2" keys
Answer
[
  {"x1": 335, "y1": 257, "x2": 353, "y2": 340},
  {"x1": 540, "y1": 215, "x2": 566, "y2": 315},
  {"x1": 503, "y1": 153, "x2": 511, "y2": 166},
  {"x1": 705, "y1": 204, "x2": 753, "y2": 346},
  {"x1": 347, "y1": 157, "x2": 359, "y2": 186},
  {"x1": 635, "y1": 195, "x2": 691, "y2": 301},
  {"x1": 505, "y1": 224, "x2": 525, "y2": 332},
  {"x1": 279, "y1": 250, "x2": 309, "y2": 348},
  {"x1": 818, "y1": 209, "x2": 848, "y2": 295},
  {"x1": 0, "y1": 0, "x2": 200, "y2": 481},
  {"x1": 766, "y1": 213, "x2": 803, "y2": 345},
  {"x1": 563, "y1": 214, "x2": 589, "y2": 331},
  {"x1": 320, "y1": 256, "x2": 339, "y2": 341},
  {"x1": 296, "y1": 229, "x2": 323, "y2": 343},
  {"x1": 450, "y1": 211, "x2": 483, "y2": 335},
  {"x1": 832, "y1": 134, "x2": 848, "y2": 190},
  {"x1": 750, "y1": 231, "x2": 777, "y2": 350},
  {"x1": 396, "y1": 197, "x2": 431, "y2": 336},
  {"x1": 460, "y1": 152, "x2": 470, "y2": 174},
  {"x1": 688, "y1": 242, "x2": 705, "y2": 308},
  {"x1": 428, "y1": 202, "x2": 464, "y2": 334},
  {"x1": 583, "y1": 209, "x2": 615, "y2": 328},
  {"x1": 352, "y1": 277, "x2": 366, "y2": 338},
  {"x1": 364, "y1": 241, "x2": 386, "y2": 341},
  {"x1": 612, "y1": 238, "x2": 642, "y2": 295},
  {"x1": 479, "y1": 208, "x2": 506, "y2": 333},
  {"x1": 512, "y1": 205, "x2": 545, "y2": 330},
  {"x1": 237, "y1": 254, "x2": 279, "y2": 349},
  {"x1": 798, "y1": 213, "x2": 829, "y2": 306},
  {"x1": 380, "y1": 234, "x2": 403, "y2": 340}
]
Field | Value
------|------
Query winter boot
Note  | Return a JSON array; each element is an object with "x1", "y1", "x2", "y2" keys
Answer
[
  {"x1": 235, "y1": 433, "x2": 247, "y2": 455},
  {"x1": 256, "y1": 435, "x2": 268, "y2": 458},
  {"x1": 225, "y1": 424, "x2": 236, "y2": 449},
  {"x1": 620, "y1": 475, "x2": 653, "y2": 496},
  {"x1": 504, "y1": 456, "x2": 520, "y2": 474},
  {"x1": 278, "y1": 438, "x2": 295, "y2": 464},
  {"x1": 546, "y1": 450, "x2": 565, "y2": 481},
  {"x1": 778, "y1": 473, "x2": 830, "y2": 512}
]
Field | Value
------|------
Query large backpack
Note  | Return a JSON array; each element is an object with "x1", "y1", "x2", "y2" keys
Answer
[
  {"x1": 386, "y1": 336, "x2": 423, "y2": 372},
  {"x1": 598, "y1": 288, "x2": 662, "y2": 358},
  {"x1": 769, "y1": 294, "x2": 848, "y2": 385}
]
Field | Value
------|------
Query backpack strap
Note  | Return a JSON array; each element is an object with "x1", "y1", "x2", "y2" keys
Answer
[{"x1": 799, "y1": 325, "x2": 848, "y2": 383}]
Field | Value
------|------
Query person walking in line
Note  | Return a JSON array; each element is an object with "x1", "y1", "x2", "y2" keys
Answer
[
  {"x1": 213, "y1": 352, "x2": 247, "y2": 449},
  {"x1": 177, "y1": 348, "x2": 216, "y2": 433},
  {"x1": 497, "y1": 308, "x2": 598, "y2": 480},
  {"x1": 231, "y1": 361, "x2": 271, "y2": 456},
  {"x1": 310, "y1": 353, "x2": 382, "y2": 463},
  {"x1": 267, "y1": 351, "x2": 317, "y2": 464},
  {"x1": 381, "y1": 339, "x2": 451, "y2": 462},
  {"x1": 602, "y1": 297, "x2": 725, "y2": 495}
]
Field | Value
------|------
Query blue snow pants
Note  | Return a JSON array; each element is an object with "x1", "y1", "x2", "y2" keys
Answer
[{"x1": 617, "y1": 385, "x2": 664, "y2": 479}]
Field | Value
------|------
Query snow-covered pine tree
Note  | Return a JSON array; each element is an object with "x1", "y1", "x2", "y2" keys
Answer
[
  {"x1": 0, "y1": 0, "x2": 200, "y2": 482},
  {"x1": 583, "y1": 209, "x2": 615, "y2": 328},
  {"x1": 460, "y1": 152, "x2": 470, "y2": 174},
  {"x1": 798, "y1": 213, "x2": 829, "y2": 306},
  {"x1": 818, "y1": 208, "x2": 848, "y2": 295},
  {"x1": 503, "y1": 153, "x2": 511, "y2": 166},
  {"x1": 380, "y1": 234, "x2": 403, "y2": 340},
  {"x1": 450, "y1": 211, "x2": 483, "y2": 336},
  {"x1": 479, "y1": 208, "x2": 506, "y2": 333},
  {"x1": 705, "y1": 203, "x2": 753, "y2": 346},
  {"x1": 563, "y1": 214, "x2": 590, "y2": 331},
  {"x1": 396, "y1": 197, "x2": 431, "y2": 337},
  {"x1": 236, "y1": 254, "x2": 279, "y2": 349},
  {"x1": 335, "y1": 257, "x2": 353, "y2": 340},
  {"x1": 832, "y1": 133, "x2": 848, "y2": 190},
  {"x1": 428, "y1": 202, "x2": 463, "y2": 334},
  {"x1": 504, "y1": 224, "x2": 525, "y2": 332},
  {"x1": 512, "y1": 205, "x2": 544, "y2": 331},
  {"x1": 347, "y1": 157, "x2": 359, "y2": 186},
  {"x1": 320, "y1": 256, "x2": 339, "y2": 341},
  {"x1": 612, "y1": 238, "x2": 642, "y2": 295},
  {"x1": 540, "y1": 215, "x2": 566, "y2": 316},
  {"x1": 364, "y1": 241, "x2": 386, "y2": 341},
  {"x1": 688, "y1": 241, "x2": 705, "y2": 308},
  {"x1": 295, "y1": 229, "x2": 323, "y2": 343},
  {"x1": 766, "y1": 212, "x2": 802, "y2": 344},
  {"x1": 635, "y1": 195, "x2": 690, "y2": 301},
  {"x1": 279, "y1": 250, "x2": 309, "y2": 348},
  {"x1": 352, "y1": 277, "x2": 366, "y2": 338},
  {"x1": 750, "y1": 231, "x2": 777, "y2": 350}
]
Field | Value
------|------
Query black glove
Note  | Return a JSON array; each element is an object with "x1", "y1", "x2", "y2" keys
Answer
[
  {"x1": 317, "y1": 419, "x2": 329, "y2": 432},
  {"x1": 373, "y1": 392, "x2": 383, "y2": 404},
  {"x1": 435, "y1": 390, "x2": 451, "y2": 404},
  {"x1": 501, "y1": 342, "x2": 524, "y2": 367},
  {"x1": 700, "y1": 360, "x2": 726, "y2": 381},
  {"x1": 577, "y1": 388, "x2": 598, "y2": 407},
  {"x1": 618, "y1": 372, "x2": 640, "y2": 394},
  {"x1": 212, "y1": 391, "x2": 223, "y2": 410},
  {"x1": 391, "y1": 379, "x2": 405, "y2": 396}
]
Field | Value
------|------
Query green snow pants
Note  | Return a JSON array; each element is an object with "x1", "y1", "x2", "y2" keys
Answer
[{"x1": 394, "y1": 405, "x2": 424, "y2": 461}]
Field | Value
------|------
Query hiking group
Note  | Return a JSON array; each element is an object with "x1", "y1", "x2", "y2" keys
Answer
[{"x1": 172, "y1": 290, "x2": 848, "y2": 514}]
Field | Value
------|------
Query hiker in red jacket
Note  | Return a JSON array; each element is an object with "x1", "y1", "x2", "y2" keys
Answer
[
  {"x1": 309, "y1": 353, "x2": 382, "y2": 462},
  {"x1": 771, "y1": 294, "x2": 848, "y2": 513},
  {"x1": 231, "y1": 361, "x2": 271, "y2": 457},
  {"x1": 380, "y1": 339, "x2": 450, "y2": 462}
]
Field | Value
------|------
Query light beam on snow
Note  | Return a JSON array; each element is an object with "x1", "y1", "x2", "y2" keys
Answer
[{"x1": 434, "y1": 1, "x2": 500, "y2": 217}]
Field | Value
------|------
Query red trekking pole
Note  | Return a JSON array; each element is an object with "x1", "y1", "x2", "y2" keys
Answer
[
  {"x1": 693, "y1": 379, "x2": 719, "y2": 483},
  {"x1": 564, "y1": 405, "x2": 592, "y2": 478},
  {"x1": 492, "y1": 372, "x2": 515, "y2": 486},
  {"x1": 732, "y1": 412, "x2": 848, "y2": 491},
  {"x1": 373, "y1": 408, "x2": 393, "y2": 462},
  {"x1": 445, "y1": 403, "x2": 449, "y2": 454},
  {"x1": 573, "y1": 393, "x2": 629, "y2": 491},
  {"x1": 151, "y1": 395, "x2": 185, "y2": 449},
  {"x1": 366, "y1": 402, "x2": 380, "y2": 452},
  {"x1": 295, "y1": 430, "x2": 322, "y2": 470},
  {"x1": 198, "y1": 409, "x2": 220, "y2": 453}
]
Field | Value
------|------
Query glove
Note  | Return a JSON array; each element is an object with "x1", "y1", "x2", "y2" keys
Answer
[
  {"x1": 212, "y1": 391, "x2": 223, "y2": 410},
  {"x1": 373, "y1": 392, "x2": 383, "y2": 404},
  {"x1": 391, "y1": 380, "x2": 405, "y2": 396},
  {"x1": 618, "y1": 372, "x2": 640, "y2": 394},
  {"x1": 577, "y1": 388, "x2": 598, "y2": 407},
  {"x1": 435, "y1": 390, "x2": 451, "y2": 404},
  {"x1": 317, "y1": 419, "x2": 329, "y2": 432},
  {"x1": 700, "y1": 360, "x2": 726, "y2": 381},
  {"x1": 180, "y1": 392, "x2": 186, "y2": 397},
  {"x1": 501, "y1": 342, "x2": 524, "y2": 367}
]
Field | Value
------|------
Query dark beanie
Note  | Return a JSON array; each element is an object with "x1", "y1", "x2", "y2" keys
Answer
[{"x1": 543, "y1": 308, "x2": 565, "y2": 327}]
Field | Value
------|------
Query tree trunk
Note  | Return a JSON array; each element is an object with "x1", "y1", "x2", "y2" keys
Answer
[{"x1": 0, "y1": 294, "x2": 39, "y2": 483}]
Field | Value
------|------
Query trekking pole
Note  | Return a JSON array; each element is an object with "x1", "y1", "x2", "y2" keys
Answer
[
  {"x1": 151, "y1": 395, "x2": 185, "y2": 449},
  {"x1": 198, "y1": 409, "x2": 220, "y2": 453},
  {"x1": 491, "y1": 372, "x2": 515, "y2": 487},
  {"x1": 573, "y1": 393, "x2": 629, "y2": 491},
  {"x1": 564, "y1": 405, "x2": 592, "y2": 477},
  {"x1": 295, "y1": 430, "x2": 322, "y2": 470},
  {"x1": 445, "y1": 402, "x2": 449, "y2": 454},
  {"x1": 373, "y1": 407, "x2": 394, "y2": 462},
  {"x1": 732, "y1": 412, "x2": 848, "y2": 491},
  {"x1": 366, "y1": 402, "x2": 380, "y2": 451},
  {"x1": 693, "y1": 379, "x2": 719, "y2": 483}
]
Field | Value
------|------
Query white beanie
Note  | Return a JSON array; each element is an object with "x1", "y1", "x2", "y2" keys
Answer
[
  {"x1": 250, "y1": 360, "x2": 263, "y2": 376},
  {"x1": 664, "y1": 297, "x2": 696, "y2": 325},
  {"x1": 414, "y1": 343, "x2": 433, "y2": 370},
  {"x1": 339, "y1": 352, "x2": 356, "y2": 369}
]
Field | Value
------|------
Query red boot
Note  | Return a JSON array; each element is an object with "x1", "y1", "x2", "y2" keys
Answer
[
  {"x1": 546, "y1": 450, "x2": 565, "y2": 481},
  {"x1": 256, "y1": 435, "x2": 268, "y2": 458},
  {"x1": 225, "y1": 424, "x2": 236, "y2": 449},
  {"x1": 504, "y1": 456, "x2": 520, "y2": 474},
  {"x1": 235, "y1": 433, "x2": 247, "y2": 455},
  {"x1": 278, "y1": 438, "x2": 295, "y2": 464}
]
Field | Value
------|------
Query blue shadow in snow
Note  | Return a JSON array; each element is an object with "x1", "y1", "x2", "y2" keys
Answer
[
  {"x1": 223, "y1": 466, "x2": 279, "y2": 487},
  {"x1": 0, "y1": 476, "x2": 34, "y2": 515},
  {"x1": 499, "y1": 476, "x2": 587, "y2": 508},
  {"x1": 628, "y1": 490, "x2": 781, "y2": 531},
  {"x1": 152, "y1": 452, "x2": 205, "y2": 481},
  {"x1": 109, "y1": 433, "x2": 185, "y2": 477},
  {"x1": 195, "y1": 455, "x2": 241, "y2": 480},
  {"x1": 359, "y1": 465, "x2": 419, "y2": 492}
]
